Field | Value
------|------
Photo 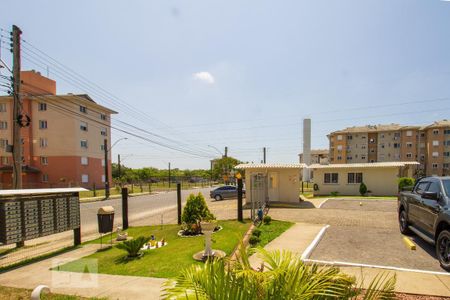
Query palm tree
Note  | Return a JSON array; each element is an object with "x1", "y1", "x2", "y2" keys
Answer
[
  {"x1": 116, "y1": 236, "x2": 150, "y2": 258},
  {"x1": 163, "y1": 245, "x2": 396, "y2": 299}
]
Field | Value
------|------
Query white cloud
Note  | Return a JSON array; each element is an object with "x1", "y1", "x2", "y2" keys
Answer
[{"x1": 193, "y1": 71, "x2": 215, "y2": 84}]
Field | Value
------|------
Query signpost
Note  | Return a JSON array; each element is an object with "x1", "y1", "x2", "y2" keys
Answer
[{"x1": 0, "y1": 188, "x2": 85, "y2": 247}]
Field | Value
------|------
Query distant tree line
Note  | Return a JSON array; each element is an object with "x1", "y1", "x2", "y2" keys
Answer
[{"x1": 111, "y1": 156, "x2": 242, "y2": 184}]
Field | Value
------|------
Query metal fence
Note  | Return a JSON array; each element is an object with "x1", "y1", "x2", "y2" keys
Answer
[{"x1": 249, "y1": 173, "x2": 268, "y2": 221}]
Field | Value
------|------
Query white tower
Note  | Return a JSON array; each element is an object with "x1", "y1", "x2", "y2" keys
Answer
[{"x1": 302, "y1": 118, "x2": 311, "y2": 181}]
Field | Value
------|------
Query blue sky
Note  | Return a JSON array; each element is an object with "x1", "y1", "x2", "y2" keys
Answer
[{"x1": 2, "y1": 0, "x2": 450, "y2": 169}]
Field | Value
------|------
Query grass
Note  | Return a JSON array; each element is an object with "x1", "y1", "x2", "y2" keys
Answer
[
  {"x1": 56, "y1": 220, "x2": 251, "y2": 278},
  {"x1": 0, "y1": 285, "x2": 104, "y2": 299},
  {"x1": 251, "y1": 220, "x2": 294, "y2": 248},
  {"x1": 79, "y1": 182, "x2": 214, "y2": 199}
]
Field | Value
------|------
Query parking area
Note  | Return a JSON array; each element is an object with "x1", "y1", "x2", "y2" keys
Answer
[{"x1": 309, "y1": 199, "x2": 444, "y2": 273}]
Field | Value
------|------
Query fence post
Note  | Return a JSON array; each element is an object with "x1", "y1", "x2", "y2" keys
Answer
[
  {"x1": 148, "y1": 183, "x2": 151, "y2": 194},
  {"x1": 237, "y1": 178, "x2": 243, "y2": 222},
  {"x1": 140, "y1": 182, "x2": 143, "y2": 193},
  {"x1": 122, "y1": 187, "x2": 129, "y2": 230},
  {"x1": 74, "y1": 227, "x2": 81, "y2": 246},
  {"x1": 302, "y1": 181, "x2": 304, "y2": 194},
  {"x1": 177, "y1": 183, "x2": 182, "y2": 225},
  {"x1": 131, "y1": 183, "x2": 134, "y2": 194},
  {"x1": 93, "y1": 183, "x2": 96, "y2": 197}
]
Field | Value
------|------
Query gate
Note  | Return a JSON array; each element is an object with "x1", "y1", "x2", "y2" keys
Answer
[{"x1": 249, "y1": 173, "x2": 268, "y2": 221}]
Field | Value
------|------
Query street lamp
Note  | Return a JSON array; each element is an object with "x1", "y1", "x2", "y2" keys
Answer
[{"x1": 105, "y1": 137, "x2": 128, "y2": 199}]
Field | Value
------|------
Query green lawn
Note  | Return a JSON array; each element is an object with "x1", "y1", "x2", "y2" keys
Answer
[
  {"x1": 252, "y1": 220, "x2": 294, "y2": 248},
  {"x1": 0, "y1": 285, "x2": 104, "y2": 300},
  {"x1": 57, "y1": 220, "x2": 251, "y2": 278}
]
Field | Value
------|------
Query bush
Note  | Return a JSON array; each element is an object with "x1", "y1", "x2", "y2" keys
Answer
[
  {"x1": 181, "y1": 193, "x2": 215, "y2": 234},
  {"x1": 398, "y1": 177, "x2": 415, "y2": 191},
  {"x1": 359, "y1": 182, "x2": 368, "y2": 196},
  {"x1": 249, "y1": 236, "x2": 260, "y2": 246},
  {"x1": 116, "y1": 236, "x2": 150, "y2": 258},
  {"x1": 263, "y1": 215, "x2": 272, "y2": 225},
  {"x1": 330, "y1": 191, "x2": 339, "y2": 197},
  {"x1": 252, "y1": 228, "x2": 262, "y2": 237}
]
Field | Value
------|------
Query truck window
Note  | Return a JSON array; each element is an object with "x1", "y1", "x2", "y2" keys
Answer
[
  {"x1": 415, "y1": 181, "x2": 429, "y2": 195},
  {"x1": 427, "y1": 181, "x2": 441, "y2": 194},
  {"x1": 443, "y1": 180, "x2": 450, "y2": 196}
]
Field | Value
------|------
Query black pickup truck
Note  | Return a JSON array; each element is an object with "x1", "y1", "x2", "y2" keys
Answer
[{"x1": 398, "y1": 176, "x2": 450, "y2": 271}]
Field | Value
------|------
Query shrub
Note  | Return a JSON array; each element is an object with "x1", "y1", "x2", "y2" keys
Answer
[
  {"x1": 330, "y1": 191, "x2": 339, "y2": 197},
  {"x1": 359, "y1": 182, "x2": 368, "y2": 196},
  {"x1": 249, "y1": 236, "x2": 260, "y2": 246},
  {"x1": 398, "y1": 177, "x2": 415, "y2": 191},
  {"x1": 252, "y1": 228, "x2": 262, "y2": 237},
  {"x1": 181, "y1": 193, "x2": 215, "y2": 234},
  {"x1": 116, "y1": 236, "x2": 150, "y2": 258},
  {"x1": 263, "y1": 215, "x2": 272, "y2": 225}
]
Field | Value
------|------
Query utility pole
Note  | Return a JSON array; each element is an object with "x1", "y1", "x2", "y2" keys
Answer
[
  {"x1": 118, "y1": 154, "x2": 121, "y2": 178},
  {"x1": 104, "y1": 139, "x2": 110, "y2": 199},
  {"x1": 263, "y1": 147, "x2": 266, "y2": 164},
  {"x1": 224, "y1": 146, "x2": 228, "y2": 158},
  {"x1": 168, "y1": 162, "x2": 171, "y2": 189},
  {"x1": 12, "y1": 25, "x2": 22, "y2": 190}
]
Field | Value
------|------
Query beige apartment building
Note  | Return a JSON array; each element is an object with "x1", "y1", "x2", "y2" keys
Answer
[
  {"x1": 328, "y1": 121, "x2": 450, "y2": 176},
  {"x1": 298, "y1": 149, "x2": 329, "y2": 164},
  {"x1": 0, "y1": 70, "x2": 117, "y2": 189}
]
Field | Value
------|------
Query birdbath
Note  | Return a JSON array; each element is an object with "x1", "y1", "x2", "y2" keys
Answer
[{"x1": 201, "y1": 221, "x2": 216, "y2": 258}]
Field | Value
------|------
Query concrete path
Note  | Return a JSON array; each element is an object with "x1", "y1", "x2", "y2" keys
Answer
[
  {"x1": 0, "y1": 245, "x2": 166, "y2": 299},
  {"x1": 249, "y1": 223, "x2": 324, "y2": 269}
]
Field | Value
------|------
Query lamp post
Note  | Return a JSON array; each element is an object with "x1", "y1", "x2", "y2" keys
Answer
[{"x1": 105, "y1": 137, "x2": 128, "y2": 199}]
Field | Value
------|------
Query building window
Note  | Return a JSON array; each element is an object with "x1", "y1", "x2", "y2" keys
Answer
[
  {"x1": 42, "y1": 174, "x2": 49, "y2": 182},
  {"x1": 80, "y1": 106, "x2": 87, "y2": 113},
  {"x1": 433, "y1": 129, "x2": 439, "y2": 135},
  {"x1": 406, "y1": 130, "x2": 412, "y2": 137},
  {"x1": 100, "y1": 144, "x2": 105, "y2": 151},
  {"x1": 80, "y1": 121, "x2": 88, "y2": 131},
  {"x1": 80, "y1": 140, "x2": 88, "y2": 148},
  {"x1": 337, "y1": 135, "x2": 343, "y2": 141},
  {"x1": 337, "y1": 156, "x2": 342, "y2": 161},
  {"x1": 361, "y1": 155, "x2": 366, "y2": 160},
  {"x1": 0, "y1": 139, "x2": 8, "y2": 150},
  {"x1": 432, "y1": 163, "x2": 438, "y2": 169},
  {"x1": 444, "y1": 151, "x2": 450, "y2": 157},
  {"x1": 432, "y1": 151, "x2": 439, "y2": 157},
  {"x1": 347, "y1": 135, "x2": 352, "y2": 140},
  {"x1": 101, "y1": 159, "x2": 105, "y2": 167},
  {"x1": 38, "y1": 103, "x2": 47, "y2": 111},
  {"x1": 1, "y1": 156, "x2": 9, "y2": 164},
  {"x1": 380, "y1": 143, "x2": 385, "y2": 149},
  {"x1": 102, "y1": 175, "x2": 106, "y2": 183},
  {"x1": 446, "y1": 140, "x2": 450, "y2": 146},
  {"x1": 420, "y1": 154, "x2": 425, "y2": 161},
  {"x1": 40, "y1": 156, "x2": 48, "y2": 165},
  {"x1": 361, "y1": 145, "x2": 366, "y2": 149},
  {"x1": 337, "y1": 145, "x2": 343, "y2": 151},
  {"x1": 445, "y1": 129, "x2": 450, "y2": 134},
  {"x1": 81, "y1": 157, "x2": 88, "y2": 165},
  {"x1": 39, "y1": 138, "x2": 48, "y2": 148},
  {"x1": 444, "y1": 163, "x2": 449, "y2": 169},
  {"x1": 406, "y1": 142, "x2": 413, "y2": 148},
  {"x1": 100, "y1": 128, "x2": 107, "y2": 136},
  {"x1": 406, "y1": 153, "x2": 412, "y2": 158},
  {"x1": 39, "y1": 120, "x2": 47, "y2": 129},
  {"x1": 432, "y1": 140, "x2": 439, "y2": 146},
  {"x1": 347, "y1": 156, "x2": 352, "y2": 160},
  {"x1": 380, "y1": 134, "x2": 385, "y2": 139},
  {"x1": 81, "y1": 174, "x2": 89, "y2": 183},
  {"x1": 100, "y1": 114, "x2": 107, "y2": 121},
  {"x1": 0, "y1": 103, "x2": 6, "y2": 112},
  {"x1": 394, "y1": 132, "x2": 400, "y2": 140},
  {"x1": 0, "y1": 121, "x2": 7, "y2": 129},
  {"x1": 393, "y1": 143, "x2": 400, "y2": 148},
  {"x1": 324, "y1": 173, "x2": 338, "y2": 184},
  {"x1": 348, "y1": 172, "x2": 363, "y2": 184}
]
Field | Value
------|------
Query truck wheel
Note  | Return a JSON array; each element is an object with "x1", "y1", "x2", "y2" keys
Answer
[
  {"x1": 214, "y1": 195, "x2": 222, "y2": 201},
  {"x1": 399, "y1": 210, "x2": 411, "y2": 234},
  {"x1": 436, "y1": 230, "x2": 450, "y2": 271}
]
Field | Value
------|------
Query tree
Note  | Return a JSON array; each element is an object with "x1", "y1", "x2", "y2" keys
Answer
[
  {"x1": 359, "y1": 182, "x2": 368, "y2": 196},
  {"x1": 398, "y1": 177, "x2": 415, "y2": 191},
  {"x1": 163, "y1": 246, "x2": 396, "y2": 299},
  {"x1": 212, "y1": 156, "x2": 241, "y2": 181},
  {"x1": 181, "y1": 193, "x2": 215, "y2": 234}
]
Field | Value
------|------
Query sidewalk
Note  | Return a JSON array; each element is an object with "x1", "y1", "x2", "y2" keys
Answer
[
  {"x1": 250, "y1": 222, "x2": 450, "y2": 297},
  {"x1": 0, "y1": 244, "x2": 165, "y2": 299}
]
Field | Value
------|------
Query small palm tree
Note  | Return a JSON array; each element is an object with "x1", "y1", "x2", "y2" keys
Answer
[
  {"x1": 116, "y1": 236, "x2": 150, "y2": 258},
  {"x1": 163, "y1": 245, "x2": 396, "y2": 299}
]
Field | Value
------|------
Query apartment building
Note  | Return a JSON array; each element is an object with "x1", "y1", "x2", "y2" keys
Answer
[
  {"x1": 0, "y1": 70, "x2": 117, "y2": 189},
  {"x1": 328, "y1": 121, "x2": 450, "y2": 176},
  {"x1": 298, "y1": 149, "x2": 329, "y2": 164}
]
